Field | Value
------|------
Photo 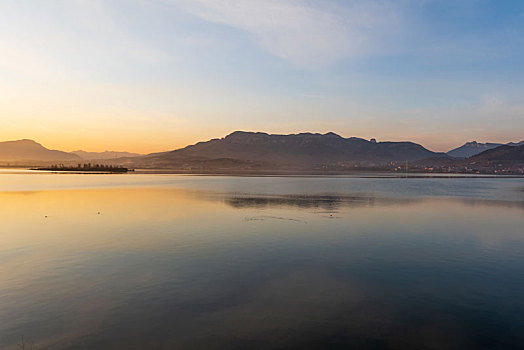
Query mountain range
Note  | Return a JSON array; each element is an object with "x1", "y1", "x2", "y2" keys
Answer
[
  {"x1": 0, "y1": 139, "x2": 80, "y2": 163},
  {"x1": 125, "y1": 131, "x2": 444, "y2": 169},
  {"x1": 1, "y1": 132, "x2": 523, "y2": 174},
  {"x1": 446, "y1": 140, "x2": 524, "y2": 158},
  {"x1": 0, "y1": 140, "x2": 141, "y2": 164},
  {"x1": 411, "y1": 144, "x2": 524, "y2": 175}
]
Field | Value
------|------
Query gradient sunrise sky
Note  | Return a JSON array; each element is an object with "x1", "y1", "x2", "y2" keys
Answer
[{"x1": 1, "y1": 0, "x2": 523, "y2": 153}]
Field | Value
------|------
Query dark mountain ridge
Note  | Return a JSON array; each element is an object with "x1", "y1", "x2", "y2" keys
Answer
[{"x1": 127, "y1": 131, "x2": 444, "y2": 169}]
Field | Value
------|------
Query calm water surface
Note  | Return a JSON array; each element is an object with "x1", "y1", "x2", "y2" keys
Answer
[{"x1": 1, "y1": 171, "x2": 524, "y2": 349}]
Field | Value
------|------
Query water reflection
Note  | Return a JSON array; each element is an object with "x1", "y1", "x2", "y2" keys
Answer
[
  {"x1": 224, "y1": 194, "x2": 386, "y2": 210},
  {"x1": 1, "y1": 179, "x2": 524, "y2": 349},
  {"x1": 220, "y1": 193, "x2": 524, "y2": 211}
]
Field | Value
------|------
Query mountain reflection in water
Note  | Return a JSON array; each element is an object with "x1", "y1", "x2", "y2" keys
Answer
[{"x1": 220, "y1": 193, "x2": 524, "y2": 211}]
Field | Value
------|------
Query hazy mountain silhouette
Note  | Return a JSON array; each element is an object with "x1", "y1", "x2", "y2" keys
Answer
[
  {"x1": 447, "y1": 140, "x2": 524, "y2": 158},
  {"x1": 0, "y1": 139, "x2": 80, "y2": 162},
  {"x1": 72, "y1": 150, "x2": 142, "y2": 160},
  {"x1": 126, "y1": 131, "x2": 444, "y2": 169}
]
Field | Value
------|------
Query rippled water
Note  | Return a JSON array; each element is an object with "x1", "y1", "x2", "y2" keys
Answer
[{"x1": 1, "y1": 171, "x2": 524, "y2": 349}]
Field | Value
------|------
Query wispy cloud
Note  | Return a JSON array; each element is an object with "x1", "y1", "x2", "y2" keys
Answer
[{"x1": 172, "y1": 0, "x2": 404, "y2": 68}]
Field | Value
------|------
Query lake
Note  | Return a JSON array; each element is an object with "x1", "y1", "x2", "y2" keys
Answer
[{"x1": 1, "y1": 170, "x2": 524, "y2": 349}]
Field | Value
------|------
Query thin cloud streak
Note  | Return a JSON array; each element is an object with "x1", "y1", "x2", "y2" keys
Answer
[{"x1": 173, "y1": 0, "x2": 404, "y2": 68}]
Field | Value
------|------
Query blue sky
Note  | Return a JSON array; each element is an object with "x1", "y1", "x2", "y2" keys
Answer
[{"x1": 0, "y1": 0, "x2": 523, "y2": 152}]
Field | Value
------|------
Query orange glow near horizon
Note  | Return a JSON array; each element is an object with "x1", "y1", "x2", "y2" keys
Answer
[
  {"x1": 1, "y1": 125, "x2": 522, "y2": 154},
  {"x1": 0, "y1": 123, "x2": 230, "y2": 154},
  {"x1": 1, "y1": 1, "x2": 523, "y2": 155}
]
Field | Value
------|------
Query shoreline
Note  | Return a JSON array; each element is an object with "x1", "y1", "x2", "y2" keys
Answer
[{"x1": 0, "y1": 167, "x2": 523, "y2": 178}]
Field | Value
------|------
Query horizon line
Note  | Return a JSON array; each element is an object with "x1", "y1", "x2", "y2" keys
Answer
[{"x1": 1, "y1": 130, "x2": 523, "y2": 155}]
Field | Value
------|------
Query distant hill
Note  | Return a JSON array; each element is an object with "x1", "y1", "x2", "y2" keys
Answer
[
  {"x1": 0, "y1": 139, "x2": 80, "y2": 163},
  {"x1": 447, "y1": 140, "x2": 524, "y2": 158},
  {"x1": 460, "y1": 144, "x2": 524, "y2": 174},
  {"x1": 71, "y1": 150, "x2": 142, "y2": 160},
  {"x1": 411, "y1": 144, "x2": 524, "y2": 174},
  {"x1": 122, "y1": 131, "x2": 444, "y2": 169},
  {"x1": 469, "y1": 144, "x2": 524, "y2": 162}
]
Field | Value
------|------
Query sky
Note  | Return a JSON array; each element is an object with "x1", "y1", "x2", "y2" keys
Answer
[{"x1": 1, "y1": 0, "x2": 523, "y2": 153}]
